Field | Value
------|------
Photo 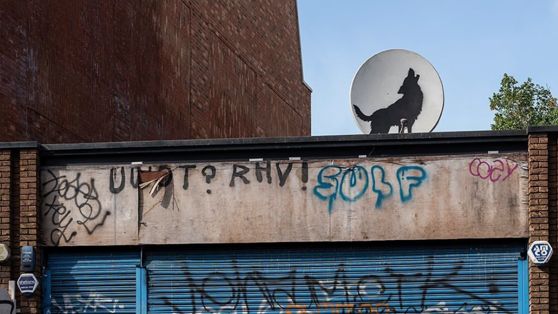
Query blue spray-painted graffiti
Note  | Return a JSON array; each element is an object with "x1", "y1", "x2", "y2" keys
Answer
[
  {"x1": 313, "y1": 166, "x2": 342, "y2": 213},
  {"x1": 314, "y1": 164, "x2": 427, "y2": 212},
  {"x1": 339, "y1": 166, "x2": 369, "y2": 203},
  {"x1": 396, "y1": 166, "x2": 428, "y2": 203},
  {"x1": 371, "y1": 165, "x2": 393, "y2": 208}
]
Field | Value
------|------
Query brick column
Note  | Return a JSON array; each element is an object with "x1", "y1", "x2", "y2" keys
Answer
[
  {"x1": 18, "y1": 149, "x2": 40, "y2": 313},
  {"x1": 528, "y1": 134, "x2": 551, "y2": 313},
  {"x1": 0, "y1": 150, "x2": 11, "y2": 288},
  {"x1": 550, "y1": 137, "x2": 558, "y2": 312}
]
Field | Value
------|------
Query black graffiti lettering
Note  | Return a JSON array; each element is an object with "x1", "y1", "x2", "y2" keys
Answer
[
  {"x1": 109, "y1": 167, "x2": 125, "y2": 194},
  {"x1": 201, "y1": 165, "x2": 216, "y2": 184},
  {"x1": 303, "y1": 266, "x2": 355, "y2": 308},
  {"x1": 77, "y1": 211, "x2": 111, "y2": 235},
  {"x1": 156, "y1": 258, "x2": 513, "y2": 314},
  {"x1": 276, "y1": 162, "x2": 293, "y2": 187},
  {"x1": 44, "y1": 192, "x2": 77, "y2": 246},
  {"x1": 177, "y1": 162, "x2": 309, "y2": 190},
  {"x1": 76, "y1": 179, "x2": 100, "y2": 216},
  {"x1": 130, "y1": 167, "x2": 139, "y2": 188},
  {"x1": 230, "y1": 165, "x2": 250, "y2": 187},
  {"x1": 41, "y1": 170, "x2": 108, "y2": 246},
  {"x1": 255, "y1": 161, "x2": 272, "y2": 184},
  {"x1": 47, "y1": 202, "x2": 72, "y2": 230},
  {"x1": 44, "y1": 196, "x2": 60, "y2": 217},
  {"x1": 201, "y1": 274, "x2": 237, "y2": 309},
  {"x1": 163, "y1": 297, "x2": 184, "y2": 314},
  {"x1": 183, "y1": 266, "x2": 201, "y2": 314},
  {"x1": 71, "y1": 178, "x2": 105, "y2": 235},
  {"x1": 180, "y1": 165, "x2": 197, "y2": 190},
  {"x1": 302, "y1": 161, "x2": 308, "y2": 183},
  {"x1": 50, "y1": 228, "x2": 78, "y2": 247},
  {"x1": 46, "y1": 201, "x2": 78, "y2": 246},
  {"x1": 45, "y1": 172, "x2": 103, "y2": 212},
  {"x1": 42, "y1": 170, "x2": 60, "y2": 198}
]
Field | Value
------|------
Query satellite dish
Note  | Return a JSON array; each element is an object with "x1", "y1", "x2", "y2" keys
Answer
[{"x1": 351, "y1": 49, "x2": 444, "y2": 134}]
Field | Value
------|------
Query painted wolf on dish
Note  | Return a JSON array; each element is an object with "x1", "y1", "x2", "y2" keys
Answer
[{"x1": 353, "y1": 68, "x2": 423, "y2": 133}]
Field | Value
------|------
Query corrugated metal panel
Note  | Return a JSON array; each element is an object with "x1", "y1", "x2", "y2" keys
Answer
[
  {"x1": 146, "y1": 244, "x2": 524, "y2": 313},
  {"x1": 44, "y1": 251, "x2": 139, "y2": 314}
]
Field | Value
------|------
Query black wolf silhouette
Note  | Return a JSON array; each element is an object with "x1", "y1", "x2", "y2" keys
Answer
[{"x1": 353, "y1": 68, "x2": 423, "y2": 133}]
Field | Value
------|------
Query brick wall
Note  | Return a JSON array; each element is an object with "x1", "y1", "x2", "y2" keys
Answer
[
  {"x1": 10, "y1": 151, "x2": 20, "y2": 306},
  {"x1": 528, "y1": 133, "x2": 557, "y2": 313},
  {"x1": 0, "y1": 150, "x2": 11, "y2": 288},
  {"x1": 549, "y1": 136, "x2": 558, "y2": 312},
  {"x1": 0, "y1": 0, "x2": 311, "y2": 143},
  {"x1": 18, "y1": 149, "x2": 41, "y2": 313},
  {"x1": 0, "y1": 148, "x2": 41, "y2": 313}
]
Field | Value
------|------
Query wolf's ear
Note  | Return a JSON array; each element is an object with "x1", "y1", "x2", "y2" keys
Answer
[{"x1": 415, "y1": 74, "x2": 420, "y2": 81}]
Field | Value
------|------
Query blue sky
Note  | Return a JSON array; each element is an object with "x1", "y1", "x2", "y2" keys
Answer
[{"x1": 298, "y1": 0, "x2": 558, "y2": 135}]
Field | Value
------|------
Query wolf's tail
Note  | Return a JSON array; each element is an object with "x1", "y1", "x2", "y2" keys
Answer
[{"x1": 353, "y1": 105, "x2": 372, "y2": 121}]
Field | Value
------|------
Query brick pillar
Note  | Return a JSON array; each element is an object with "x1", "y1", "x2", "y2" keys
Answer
[
  {"x1": 18, "y1": 149, "x2": 40, "y2": 313},
  {"x1": 528, "y1": 134, "x2": 551, "y2": 313},
  {"x1": 550, "y1": 136, "x2": 558, "y2": 312},
  {"x1": 0, "y1": 150, "x2": 11, "y2": 288},
  {"x1": 10, "y1": 151, "x2": 20, "y2": 301}
]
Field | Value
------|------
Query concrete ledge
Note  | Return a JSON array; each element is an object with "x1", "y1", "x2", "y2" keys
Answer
[{"x1": 0, "y1": 141, "x2": 38, "y2": 149}]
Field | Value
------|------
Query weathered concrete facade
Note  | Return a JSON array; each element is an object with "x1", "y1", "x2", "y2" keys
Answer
[
  {"x1": 40, "y1": 154, "x2": 528, "y2": 247},
  {"x1": 2, "y1": 129, "x2": 558, "y2": 312}
]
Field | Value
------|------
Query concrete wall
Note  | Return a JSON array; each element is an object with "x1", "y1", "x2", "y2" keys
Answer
[
  {"x1": 0, "y1": 0, "x2": 311, "y2": 143},
  {"x1": 40, "y1": 153, "x2": 528, "y2": 247}
]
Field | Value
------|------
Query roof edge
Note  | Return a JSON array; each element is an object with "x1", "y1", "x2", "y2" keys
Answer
[
  {"x1": 527, "y1": 125, "x2": 558, "y2": 134},
  {"x1": 0, "y1": 141, "x2": 39, "y2": 149},
  {"x1": 40, "y1": 129, "x2": 526, "y2": 153},
  {"x1": 34, "y1": 130, "x2": 528, "y2": 166}
]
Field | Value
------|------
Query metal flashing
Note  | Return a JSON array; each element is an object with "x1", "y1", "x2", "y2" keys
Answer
[
  {"x1": 0, "y1": 141, "x2": 38, "y2": 149},
  {"x1": 37, "y1": 130, "x2": 529, "y2": 166},
  {"x1": 527, "y1": 125, "x2": 558, "y2": 134}
]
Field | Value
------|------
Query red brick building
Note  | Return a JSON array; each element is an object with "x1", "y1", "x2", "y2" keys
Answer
[
  {"x1": 3, "y1": 1, "x2": 557, "y2": 314},
  {"x1": 0, "y1": 0, "x2": 311, "y2": 143}
]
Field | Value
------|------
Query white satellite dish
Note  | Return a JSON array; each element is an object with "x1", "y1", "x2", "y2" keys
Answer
[{"x1": 351, "y1": 49, "x2": 444, "y2": 134}]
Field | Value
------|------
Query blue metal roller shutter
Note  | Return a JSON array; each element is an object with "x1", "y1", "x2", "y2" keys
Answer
[
  {"x1": 43, "y1": 251, "x2": 140, "y2": 314},
  {"x1": 146, "y1": 243, "x2": 525, "y2": 313}
]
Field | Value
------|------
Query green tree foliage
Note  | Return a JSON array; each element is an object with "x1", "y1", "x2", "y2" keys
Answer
[{"x1": 490, "y1": 74, "x2": 558, "y2": 130}]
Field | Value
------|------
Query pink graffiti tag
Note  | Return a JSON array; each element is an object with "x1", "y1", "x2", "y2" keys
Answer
[{"x1": 468, "y1": 158, "x2": 518, "y2": 182}]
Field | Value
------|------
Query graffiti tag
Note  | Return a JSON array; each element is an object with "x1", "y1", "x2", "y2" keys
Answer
[
  {"x1": 51, "y1": 292, "x2": 125, "y2": 314},
  {"x1": 313, "y1": 164, "x2": 427, "y2": 213},
  {"x1": 154, "y1": 258, "x2": 510, "y2": 314},
  {"x1": 42, "y1": 170, "x2": 110, "y2": 246},
  {"x1": 468, "y1": 158, "x2": 518, "y2": 183}
]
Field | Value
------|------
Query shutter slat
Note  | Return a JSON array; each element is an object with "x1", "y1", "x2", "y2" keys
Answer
[
  {"x1": 45, "y1": 252, "x2": 139, "y2": 313},
  {"x1": 146, "y1": 244, "x2": 522, "y2": 313}
]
